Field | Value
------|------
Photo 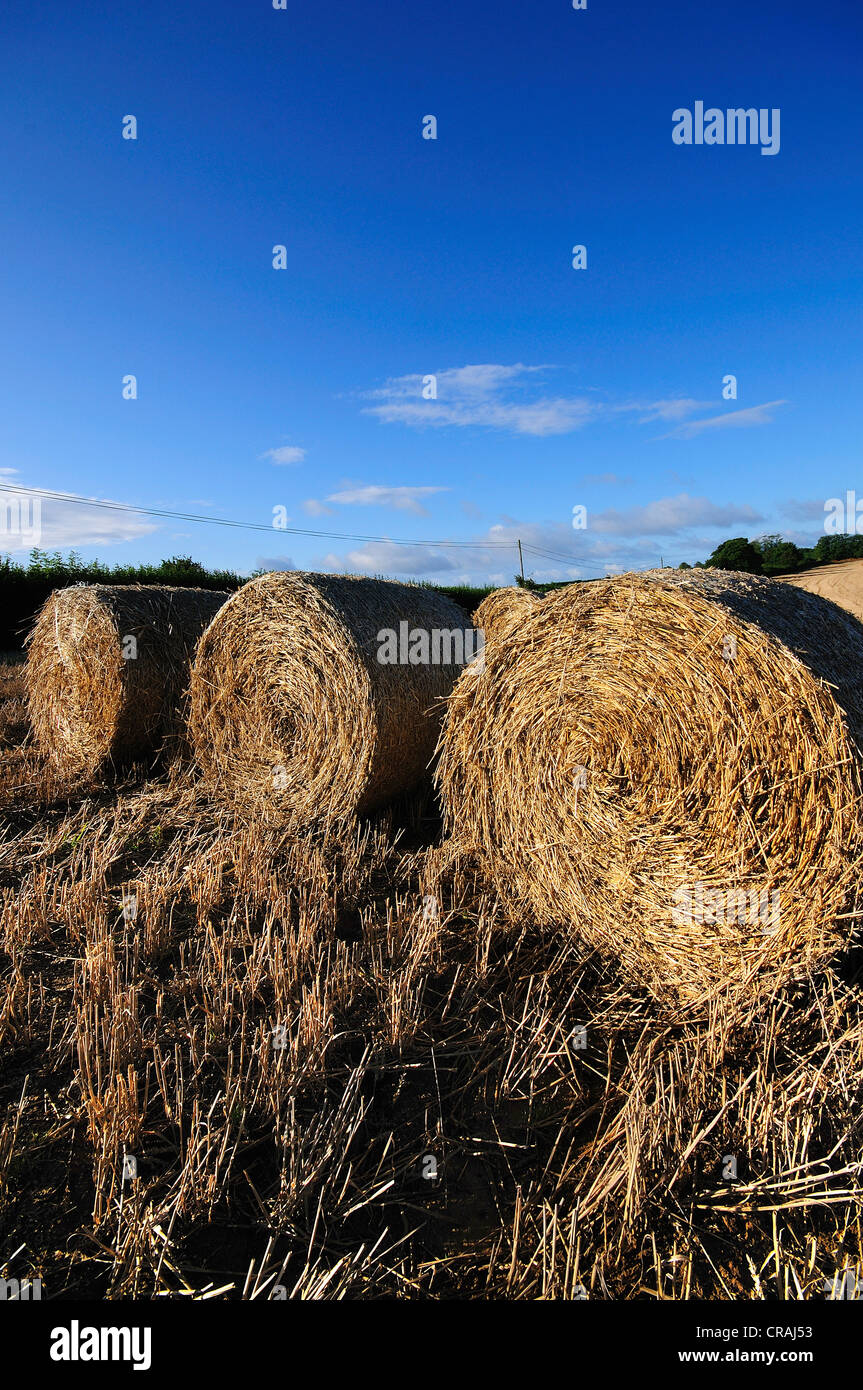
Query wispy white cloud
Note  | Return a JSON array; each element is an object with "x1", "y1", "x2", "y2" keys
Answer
[
  {"x1": 630, "y1": 398, "x2": 712, "y2": 424},
  {"x1": 580, "y1": 472, "x2": 633, "y2": 487},
  {"x1": 305, "y1": 489, "x2": 776, "y2": 585},
  {"x1": 323, "y1": 543, "x2": 459, "y2": 576},
  {"x1": 779, "y1": 497, "x2": 829, "y2": 522},
  {"x1": 260, "y1": 446, "x2": 306, "y2": 465},
  {"x1": 254, "y1": 555, "x2": 298, "y2": 572},
  {"x1": 362, "y1": 364, "x2": 552, "y2": 403},
  {"x1": 661, "y1": 401, "x2": 788, "y2": 440},
  {"x1": 324, "y1": 484, "x2": 450, "y2": 517},
  {"x1": 361, "y1": 364, "x2": 595, "y2": 437},
  {"x1": 359, "y1": 367, "x2": 788, "y2": 443},
  {"x1": 591, "y1": 493, "x2": 764, "y2": 537},
  {"x1": 317, "y1": 524, "x2": 659, "y2": 584},
  {"x1": 0, "y1": 486, "x2": 158, "y2": 552}
]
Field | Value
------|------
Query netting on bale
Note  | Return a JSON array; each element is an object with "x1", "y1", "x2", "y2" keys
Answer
[
  {"x1": 188, "y1": 571, "x2": 474, "y2": 824},
  {"x1": 437, "y1": 569, "x2": 863, "y2": 1009},
  {"x1": 26, "y1": 584, "x2": 230, "y2": 775},
  {"x1": 472, "y1": 587, "x2": 541, "y2": 646}
]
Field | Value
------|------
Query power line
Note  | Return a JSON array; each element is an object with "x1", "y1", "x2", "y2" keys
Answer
[
  {"x1": 521, "y1": 543, "x2": 610, "y2": 577},
  {"x1": 522, "y1": 543, "x2": 591, "y2": 565},
  {"x1": 0, "y1": 483, "x2": 515, "y2": 550},
  {"x1": 0, "y1": 482, "x2": 622, "y2": 578}
]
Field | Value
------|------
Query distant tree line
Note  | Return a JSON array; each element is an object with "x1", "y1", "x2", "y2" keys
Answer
[
  {"x1": 0, "y1": 550, "x2": 493, "y2": 651},
  {"x1": 2, "y1": 535, "x2": 854, "y2": 652},
  {"x1": 679, "y1": 532, "x2": 863, "y2": 577},
  {"x1": 511, "y1": 533, "x2": 863, "y2": 590}
]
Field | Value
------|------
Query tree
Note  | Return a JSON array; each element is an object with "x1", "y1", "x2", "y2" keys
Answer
[
  {"x1": 705, "y1": 537, "x2": 763, "y2": 574},
  {"x1": 155, "y1": 555, "x2": 208, "y2": 581},
  {"x1": 810, "y1": 533, "x2": 863, "y2": 566},
  {"x1": 751, "y1": 533, "x2": 804, "y2": 574}
]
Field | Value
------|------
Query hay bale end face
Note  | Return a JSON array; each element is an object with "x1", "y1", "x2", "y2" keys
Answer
[
  {"x1": 26, "y1": 584, "x2": 230, "y2": 774},
  {"x1": 189, "y1": 571, "x2": 474, "y2": 823},
  {"x1": 472, "y1": 586, "x2": 541, "y2": 645},
  {"x1": 438, "y1": 569, "x2": 863, "y2": 1008}
]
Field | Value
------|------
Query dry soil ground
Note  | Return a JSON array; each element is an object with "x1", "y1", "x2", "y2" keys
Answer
[{"x1": 780, "y1": 558, "x2": 863, "y2": 625}]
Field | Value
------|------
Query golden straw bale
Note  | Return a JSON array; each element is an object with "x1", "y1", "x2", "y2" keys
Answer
[
  {"x1": 472, "y1": 586, "x2": 541, "y2": 645},
  {"x1": 26, "y1": 584, "x2": 229, "y2": 774},
  {"x1": 437, "y1": 569, "x2": 863, "y2": 1009},
  {"x1": 189, "y1": 571, "x2": 474, "y2": 823}
]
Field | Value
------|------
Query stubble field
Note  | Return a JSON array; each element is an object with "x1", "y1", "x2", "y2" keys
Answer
[{"x1": 1, "y1": 657, "x2": 862, "y2": 1301}]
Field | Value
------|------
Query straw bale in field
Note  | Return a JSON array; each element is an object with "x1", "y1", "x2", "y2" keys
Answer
[
  {"x1": 189, "y1": 571, "x2": 474, "y2": 822},
  {"x1": 472, "y1": 586, "x2": 541, "y2": 645},
  {"x1": 437, "y1": 568, "x2": 863, "y2": 1007},
  {"x1": 26, "y1": 584, "x2": 229, "y2": 774}
]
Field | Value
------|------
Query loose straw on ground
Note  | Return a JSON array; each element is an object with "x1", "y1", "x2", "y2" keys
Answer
[
  {"x1": 437, "y1": 568, "x2": 863, "y2": 1009},
  {"x1": 26, "y1": 584, "x2": 229, "y2": 774},
  {"x1": 189, "y1": 571, "x2": 473, "y2": 824}
]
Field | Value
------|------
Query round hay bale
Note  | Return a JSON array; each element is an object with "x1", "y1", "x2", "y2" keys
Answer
[
  {"x1": 437, "y1": 569, "x2": 863, "y2": 1008},
  {"x1": 188, "y1": 571, "x2": 475, "y2": 823},
  {"x1": 472, "y1": 586, "x2": 541, "y2": 645},
  {"x1": 26, "y1": 584, "x2": 230, "y2": 774}
]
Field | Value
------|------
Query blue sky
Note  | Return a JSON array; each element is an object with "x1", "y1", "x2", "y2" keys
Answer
[{"x1": 0, "y1": 0, "x2": 860, "y2": 584}]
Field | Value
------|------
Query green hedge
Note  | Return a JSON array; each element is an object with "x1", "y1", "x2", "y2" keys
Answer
[
  {"x1": 0, "y1": 555, "x2": 523, "y2": 650},
  {"x1": 0, "y1": 552, "x2": 244, "y2": 651}
]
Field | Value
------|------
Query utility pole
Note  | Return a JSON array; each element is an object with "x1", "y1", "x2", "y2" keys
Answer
[{"x1": 517, "y1": 538, "x2": 525, "y2": 584}]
